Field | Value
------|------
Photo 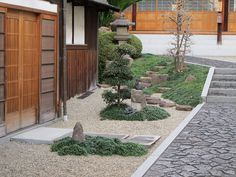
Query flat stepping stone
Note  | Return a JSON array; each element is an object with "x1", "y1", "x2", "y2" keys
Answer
[
  {"x1": 85, "y1": 132, "x2": 129, "y2": 139},
  {"x1": 124, "y1": 135, "x2": 161, "y2": 147},
  {"x1": 11, "y1": 127, "x2": 73, "y2": 145}
]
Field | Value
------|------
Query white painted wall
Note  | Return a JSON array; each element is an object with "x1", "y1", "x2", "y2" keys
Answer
[
  {"x1": 66, "y1": 2, "x2": 85, "y2": 45},
  {"x1": 66, "y1": 2, "x2": 73, "y2": 44},
  {"x1": 74, "y1": 6, "x2": 85, "y2": 44},
  {"x1": 0, "y1": 0, "x2": 57, "y2": 13}
]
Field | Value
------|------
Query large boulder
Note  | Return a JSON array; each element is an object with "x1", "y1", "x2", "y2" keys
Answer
[
  {"x1": 151, "y1": 74, "x2": 169, "y2": 85},
  {"x1": 99, "y1": 26, "x2": 111, "y2": 33},
  {"x1": 72, "y1": 122, "x2": 85, "y2": 142},
  {"x1": 140, "y1": 77, "x2": 152, "y2": 83},
  {"x1": 159, "y1": 99, "x2": 175, "y2": 107},
  {"x1": 131, "y1": 89, "x2": 146, "y2": 104},
  {"x1": 146, "y1": 97, "x2": 161, "y2": 105}
]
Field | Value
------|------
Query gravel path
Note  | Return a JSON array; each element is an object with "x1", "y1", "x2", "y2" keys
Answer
[
  {"x1": 186, "y1": 56, "x2": 236, "y2": 68},
  {"x1": 0, "y1": 89, "x2": 190, "y2": 177},
  {"x1": 144, "y1": 103, "x2": 236, "y2": 177}
]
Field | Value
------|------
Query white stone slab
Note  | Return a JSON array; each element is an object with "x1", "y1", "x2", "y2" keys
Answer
[
  {"x1": 85, "y1": 132, "x2": 129, "y2": 139},
  {"x1": 11, "y1": 127, "x2": 73, "y2": 145},
  {"x1": 124, "y1": 135, "x2": 161, "y2": 147}
]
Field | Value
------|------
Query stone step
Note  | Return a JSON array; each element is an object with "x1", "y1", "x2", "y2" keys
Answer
[
  {"x1": 212, "y1": 74, "x2": 236, "y2": 81},
  {"x1": 209, "y1": 88, "x2": 236, "y2": 96},
  {"x1": 214, "y1": 68, "x2": 236, "y2": 75},
  {"x1": 210, "y1": 81, "x2": 236, "y2": 89},
  {"x1": 206, "y1": 96, "x2": 236, "y2": 103}
]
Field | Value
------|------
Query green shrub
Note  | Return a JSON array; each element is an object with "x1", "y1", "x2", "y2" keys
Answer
[
  {"x1": 100, "y1": 104, "x2": 170, "y2": 121},
  {"x1": 117, "y1": 43, "x2": 137, "y2": 57},
  {"x1": 51, "y1": 136, "x2": 148, "y2": 157},
  {"x1": 128, "y1": 35, "x2": 143, "y2": 58},
  {"x1": 98, "y1": 32, "x2": 143, "y2": 82},
  {"x1": 102, "y1": 90, "x2": 131, "y2": 105}
]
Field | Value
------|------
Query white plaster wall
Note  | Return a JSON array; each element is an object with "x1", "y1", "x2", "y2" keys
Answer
[
  {"x1": 66, "y1": 2, "x2": 85, "y2": 45},
  {"x1": 66, "y1": 2, "x2": 73, "y2": 44},
  {"x1": 74, "y1": 6, "x2": 85, "y2": 44},
  {"x1": 0, "y1": 0, "x2": 57, "y2": 13}
]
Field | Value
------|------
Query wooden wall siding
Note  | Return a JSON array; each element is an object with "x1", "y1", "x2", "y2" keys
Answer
[
  {"x1": 5, "y1": 10, "x2": 39, "y2": 133},
  {"x1": 40, "y1": 17, "x2": 56, "y2": 124},
  {"x1": 126, "y1": 11, "x2": 218, "y2": 32},
  {"x1": 0, "y1": 12, "x2": 4, "y2": 124},
  {"x1": 228, "y1": 12, "x2": 236, "y2": 32},
  {"x1": 67, "y1": 46, "x2": 97, "y2": 99}
]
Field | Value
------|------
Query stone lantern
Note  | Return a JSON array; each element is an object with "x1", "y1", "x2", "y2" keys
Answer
[{"x1": 110, "y1": 13, "x2": 135, "y2": 45}]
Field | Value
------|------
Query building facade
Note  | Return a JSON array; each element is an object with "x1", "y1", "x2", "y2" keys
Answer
[{"x1": 125, "y1": 0, "x2": 236, "y2": 33}]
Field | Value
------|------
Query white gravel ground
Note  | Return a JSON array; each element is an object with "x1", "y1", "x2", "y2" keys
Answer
[{"x1": 0, "y1": 89, "x2": 190, "y2": 177}]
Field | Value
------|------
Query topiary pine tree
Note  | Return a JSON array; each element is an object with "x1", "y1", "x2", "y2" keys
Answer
[{"x1": 102, "y1": 44, "x2": 133, "y2": 107}]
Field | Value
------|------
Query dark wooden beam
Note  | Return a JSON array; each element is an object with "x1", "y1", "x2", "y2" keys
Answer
[{"x1": 132, "y1": 3, "x2": 137, "y2": 31}]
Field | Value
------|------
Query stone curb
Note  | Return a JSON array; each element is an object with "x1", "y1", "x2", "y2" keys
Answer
[
  {"x1": 185, "y1": 61, "x2": 212, "y2": 68},
  {"x1": 201, "y1": 67, "x2": 215, "y2": 102},
  {"x1": 131, "y1": 102, "x2": 205, "y2": 177}
]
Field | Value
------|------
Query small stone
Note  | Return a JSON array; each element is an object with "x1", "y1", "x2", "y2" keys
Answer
[
  {"x1": 113, "y1": 85, "x2": 129, "y2": 91},
  {"x1": 72, "y1": 122, "x2": 85, "y2": 142},
  {"x1": 185, "y1": 74, "x2": 197, "y2": 82},
  {"x1": 176, "y1": 104, "x2": 193, "y2": 111},
  {"x1": 152, "y1": 65, "x2": 165, "y2": 72},
  {"x1": 159, "y1": 100, "x2": 175, "y2": 107},
  {"x1": 146, "y1": 97, "x2": 161, "y2": 105},
  {"x1": 140, "y1": 77, "x2": 152, "y2": 83}
]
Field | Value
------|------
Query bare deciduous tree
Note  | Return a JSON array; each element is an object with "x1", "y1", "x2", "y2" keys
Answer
[{"x1": 166, "y1": 0, "x2": 192, "y2": 72}]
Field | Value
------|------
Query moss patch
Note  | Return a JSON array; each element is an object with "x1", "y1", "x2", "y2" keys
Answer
[
  {"x1": 51, "y1": 136, "x2": 148, "y2": 157},
  {"x1": 100, "y1": 104, "x2": 170, "y2": 121}
]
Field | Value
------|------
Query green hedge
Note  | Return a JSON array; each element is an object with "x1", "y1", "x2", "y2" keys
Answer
[{"x1": 98, "y1": 32, "x2": 143, "y2": 82}]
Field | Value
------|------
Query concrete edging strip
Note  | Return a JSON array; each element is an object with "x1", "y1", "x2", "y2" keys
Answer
[
  {"x1": 131, "y1": 102, "x2": 205, "y2": 177},
  {"x1": 201, "y1": 67, "x2": 215, "y2": 102}
]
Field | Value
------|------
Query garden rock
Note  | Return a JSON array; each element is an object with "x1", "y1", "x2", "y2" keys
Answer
[
  {"x1": 146, "y1": 71, "x2": 157, "y2": 77},
  {"x1": 146, "y1": 97, "x2": 161, "y2": 105},
  {"x1": 176, "y1": 104, "x2": 193, "y2": 111},
  {"x1": 98, "y1": 84, "x2": 111, "y2": 88},
  {"x1": 185, "y1": 74, "x2": 197, "y2": 82},
  {"x1": 151, "y1": 74, "x2": 169, "y2": 85},
  {"x1": 113, "y1": 85, "x2": 129, "y2": 91},
  {"x1": 123, "y1": 54, "x2": 134, "y2": 66},
  {"x1": 72, "y1": 122, "x2": 85, "y2": 142},
  {"x1": 98, "y1": 26, "x2": 111, "y2": 33},
  {"x1": 134, "y1": 79, "x2": 144, "y2": 90},
  {"x1": 159, "y1": 99, "x2": 175, "y2": 107},
  {"x1": 139, "y1": 82, "x2": 152, "y2": 88},
  {"x1": 140, "y1": 77, "x2": 152, "y2": 83},
  {"x1": 131, "y1": 89, "x2": 146, "y2": 104}
]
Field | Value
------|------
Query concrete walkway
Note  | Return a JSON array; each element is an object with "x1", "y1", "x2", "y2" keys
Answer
[
  {"x1": 135, "y1": 34, "x2": 236, "y2": 58},
  {"x1": 136, "y1": 58, "x2": 236, "y2": 177}
]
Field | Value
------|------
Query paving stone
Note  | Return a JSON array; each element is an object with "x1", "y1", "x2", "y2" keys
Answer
[{"x1": 144, "y1": 103, "x2": 236, "y2": 177}]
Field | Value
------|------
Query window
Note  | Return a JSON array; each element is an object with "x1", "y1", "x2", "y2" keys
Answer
[
  {"x1": 158, "y1": 0, "x2": 175, "y2": 11},
  {"x1": 138, "y1": 0, "x2": 156, "y2": 11},
  {"x1": 184, "y1": 0, "x2": 215, "y2": 11},
  {"x1": 229, "y1": 0, "x2": 236, "y2": 11},
  {"x1": 66, "y1": 3, "x2": 85, "y2": 45}
]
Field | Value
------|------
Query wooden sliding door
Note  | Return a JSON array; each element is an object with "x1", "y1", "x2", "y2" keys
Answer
[{"x1": 5, "y1": 9, "x2": 39, "y2": 133}]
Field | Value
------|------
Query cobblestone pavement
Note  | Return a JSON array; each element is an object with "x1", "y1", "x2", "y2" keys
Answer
[
  {"x1": 186, "y1": 56, "x2": 236, "y2": 68},
  {"x1": 144, "y1": 104, "x2": 236, "y2": 177}
]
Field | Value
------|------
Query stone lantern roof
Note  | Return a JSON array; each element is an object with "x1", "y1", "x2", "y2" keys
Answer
[{"x1": 110, "y1": 13, "x2": 135, "y2": 27}]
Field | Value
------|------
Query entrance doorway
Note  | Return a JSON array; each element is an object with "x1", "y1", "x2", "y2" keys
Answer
[{"x1": 5, "y1": 9, "x2": 39, "y2": 133}]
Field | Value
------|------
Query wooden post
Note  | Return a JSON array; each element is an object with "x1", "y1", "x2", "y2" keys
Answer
[
  {"x1": 217, "y1": 12, "x2": 223, "y2": 45},
  {"x1": 132, "y1": 3, "x2": 137, "y2": 31}
]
